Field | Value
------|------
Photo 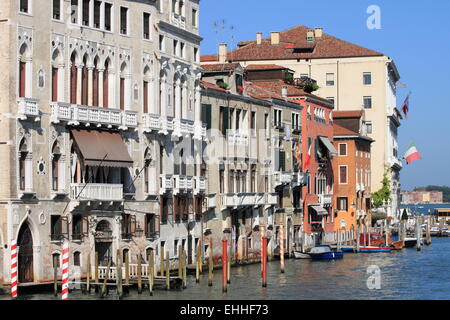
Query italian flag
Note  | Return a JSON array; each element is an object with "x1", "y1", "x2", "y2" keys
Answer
[
  {"x1": 303, "y1": 144, "x2": 312, "y2": 170},
  {"x1": 403, "y1": 143, "x2": 422, "y2": 164}
]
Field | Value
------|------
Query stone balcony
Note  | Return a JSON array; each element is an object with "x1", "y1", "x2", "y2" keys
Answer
[
  {"x1": 266, "y1": 193, "x2": 279, "y2": 206},
  {"x1": 17, "y1": 98, "x2": 40, "y2": 121},
  {"x1": 389, "y1": 156, "x2": 403, "y2": 170},
  {"x1": 194, "y1": 176, "x2": 207, "y2": 195},
  {"x1": 159, "y1": 174, "x2": 173, "y2": 195},
  {"x1": 319, "y1": 194, "x2": 333, "y2": 207},
  {"x1": 143, "y1": 114, "x2": 206, "y2": 140},
  {"x1": 356, "y1": 183, "x2": 365, "y2": 192},
  {"x1": 173, "y1": 175, "x2": 194, "y2": 194},
  {"x1": 172, "y1": 119, "x2": 195, "y2": 138},
  {"x1": 70, "y1": 183, "x2": 123, "y2": 201},
  {"x1": 228, "y1": 130, "x2": 249, "y2": 146},
  {"x1": 51, "y1": 102, "x2": 137, "y2": 130},
  {"x1": 171, "y1": 13, "x2": 186, "y2": 30},
  {"x1": 292, "y1": 172, "x2": 308, "y2": 188},
  {"x1": 273, "y1": 171, "x2": 293, "y2": 187}
]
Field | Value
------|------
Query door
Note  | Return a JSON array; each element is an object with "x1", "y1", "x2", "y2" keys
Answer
[
  {"x1": 95, "y1": 242, "x2": 112, "y2": 266},
  {"x1": 18, "y1": 223, "x2": 33, "y2": 283}
]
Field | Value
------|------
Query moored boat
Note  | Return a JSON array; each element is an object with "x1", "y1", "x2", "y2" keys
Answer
[
  {"x1": 404, "y1": 237, "x2": 418, "y2": 248},
  {"x1": 391, "y1": 240, "x2": 404, "y2": 250},
  {"x1": 359, "y1": 246, "x2": 392, "y2": 253},
  {"x1": 293, "y1": 251, "x2": 311, "y2": 259},
  {"x1": 309, "y1": 245, "x2": 344, "y2": 260}
]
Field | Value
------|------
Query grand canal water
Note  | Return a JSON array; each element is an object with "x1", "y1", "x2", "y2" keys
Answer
[{"x1": 4, "y1": 236, "x2": 450, "y2": 300}]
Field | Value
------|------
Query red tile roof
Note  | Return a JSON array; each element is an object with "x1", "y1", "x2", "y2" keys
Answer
[
  {"x1": 203, "y1": 25, "x2": 384, "y2": 62},
  {"x1": 201, "y1": 63, "x2": 241, "y2": 72},
  {"x1": 333, "y1": 123, "x2": 359, "y2": 136},
  {"x1": 333, "y1": 110, "x2": 363, "y2": 118},
  {"x1": 200, "y1": 54, "x2": 219, "y2": 62},
  {"x1": 200, "y1": 80, "x2": 228, "y2": 92},
  {"x1": 245, "y1": 64, "x2": 288, "y2": 71}
]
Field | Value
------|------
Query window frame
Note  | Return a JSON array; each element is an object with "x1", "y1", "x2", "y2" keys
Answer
[
  {"x1": 52, "y1": 0, "x2": 62, "y2": 21},
  {"x1": 363, "y1": 96, "x2": 372, "y2": 109},
  {"x1": 119, "y1": 6, "x2": 129, "y2": 35},
  {"x1": 326, "y1": 73, "x2": 335, "y2": 86},
  {"x1": 338, "y1": 143, "x2": 347, "y2": 156},
  {"x1": 363, "y1": 72, "x2": 372, "y2": 85},
  {"x1": 19, "y1": 0, "x2": 31, "y2": 15},
  {"x1": 338, "y1": 165, "x2": 348, "y2": 185}
]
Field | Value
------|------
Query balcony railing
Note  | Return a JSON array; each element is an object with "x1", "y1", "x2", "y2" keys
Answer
[
  {"x1": 17, "y1": 98, "x2": 40, "y2": 121},
  {"x1": 173, "y1": 119, "x2": 195, "y2": 138},
  {"x1": 160, "y1": 174, "x2": 173, "y2": 194},
  {"x1": 389, "y1": 156, "x2": 403, "y2": 169},
  {"x1": 228, "y1": 130, "x2": 249, "y2": 146},
  {"x1": 51, "y1": 102, "x2": 137, "y2": 130},
  {"x1": 194, "y1": 121, "x2": 207, "y2": 140},
  {"x1": 143, "y1": 113, "x2": 161, "y2": 132},
  {"x1": 266, "y1": 193, "x2": 278, "y2": 206},
  {"x1": 274, "y1": 171, "x2": 293, "y2": 186},
  {"x1": 254, "y1": 193, "x2": 265, "y2": 206},
  {"x1": 194, "y1": 176, "x2": 207, "y2": 194},
  {"x1": 173, "y1": 175, "x2": 194, "y2": 194},
  {"x1": 292, "y1": 172, "x2": 308, "y2": 187},
  {"x1": 207, "y1": 194, "x2": 216, "y2": 209},
  {"x1": 171, "y1": 13, "x2": 186, "y2": 30},
  {"x1": 319, "y1": 194, "x2": 333, "y2": 207},
  {"x1": 70, "y1": 183, "x2": 123, "y2": 201}
]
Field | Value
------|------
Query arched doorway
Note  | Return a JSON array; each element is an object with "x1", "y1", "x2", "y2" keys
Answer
[
  {"x1": 95, "y1": 220, "x2": 113, "y2": 266},
  {"x1": 18, "y1": 222, "x2": 34, "y2": 283}
]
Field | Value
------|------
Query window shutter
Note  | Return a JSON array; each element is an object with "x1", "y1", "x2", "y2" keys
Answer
[
  {"x1": 130, "y1": 215, "x2": 137, "y2": 235},
  {"x1": 222, "y1": 107, "x2": 229, "y2": 135},
  {"x1": 82, "y1": 216, "x2": 89, "y2": 236},
  {"x1": 155, "y1": 215, "x2": 160, "y2": 234},
  {"x1": 279, "y1": 150, "x2": 286, "y2": 172},
  {"x1": 61, "y1": 216, "x2": 69, "y2": 237}
]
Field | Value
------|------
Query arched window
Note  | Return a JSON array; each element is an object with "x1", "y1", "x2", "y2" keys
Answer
[
  {"x1": 122, "y1": 248, "x2": 129, "y2": 264},
  {"x1": 120, "y1": 62, "x2": 130, "y2": 110},
  {"x1": 70, "y1": 52, "x2": 78, "y2": 104},
  {"x1": 51, "y1": 141, "x2": 61, "y2": 191},
  {"x1": 143, "y1": 66, "x2": 151, "y2": 114},
  {"x1": 144, "y1": 147, "x2": 151, "y2": 194},
  {"x1": 19, "y1": 138, "x2": 29, "y2": 191},
  {"x1": 93, "y1": 57, "x2": 100, "y2": 107},
  {"x1": 103, "y1": 59, "x2": 110, "y2": 108},
  {"x1": 173, "y1": 75, "x2": 177, "y2": 117},
  {"x1": 73, "y1": 251, "x2": 81, "y2": 266},
  {"x1": 18, "y1": 43, "x2": 31, "y2": 98},
  {"x1": 81, "y1": 55, "x2": 89, "y2": 105}
]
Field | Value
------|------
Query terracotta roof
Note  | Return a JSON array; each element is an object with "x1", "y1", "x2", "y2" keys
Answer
[
  {"x1": 333, "y1": 110, "x2": 363, "y2": 118},
  {"x1": 200, "y1": 80, "x2": 227, "y2": 92},
  {"x1": 333, "y1": 123, "x2": 359, "y2": 136},
  {"x1": 245, "y1": 64, "x2": 288, "y2": 71},
  {"x1": 201, "y1": 63, "x2": 241, "y2": 72},
  {"x1": 207, "y1": 25, "x2": 384, "y2": 62},
  {"x1": 200, "y1": 54, "x2": 219, "y2": 62},
  {"x1": 244, "y1": 81, "x2": 285, "y2": 101}
]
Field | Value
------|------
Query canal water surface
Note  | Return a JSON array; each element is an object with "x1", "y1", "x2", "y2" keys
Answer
[{"x1": 4, "y1": 237, "x2": 450, "y2": 300}]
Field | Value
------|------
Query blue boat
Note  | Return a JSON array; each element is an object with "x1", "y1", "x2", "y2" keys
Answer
[
  {"x1": 359, "y1": 246, "x2": 392, "y2": 253},
  {"x1": 308, "y1": 245, "x2": 344, "y2": 260}
]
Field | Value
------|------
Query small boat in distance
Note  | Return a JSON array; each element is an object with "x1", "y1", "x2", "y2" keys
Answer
[
  {"x1": 308, "y1": 245, "x2": 344, "y2": 260},
  {"x1": 359, "y1": 246, "x2": 392, "y2": 253},
  {"x1": 404, "y1": 237, "x2": 418, "y2": 248},
  {"x1": 293, "y1": 251, "x2": 311, "y2": 259}
]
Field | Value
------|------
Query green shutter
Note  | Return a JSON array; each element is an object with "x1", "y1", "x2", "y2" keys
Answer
[
  {"x1": 201, "y1": 104, "x2": 212, "y2": 130},
  {"x1": 279, "y1": 150, "x2": 286, "y2": 172},
  {"x1": 222, "y1": 106, "x2": 229, "y2": 136},
  {"x1": 315, "y1": 138, "x2": 319, "y2": 160}
]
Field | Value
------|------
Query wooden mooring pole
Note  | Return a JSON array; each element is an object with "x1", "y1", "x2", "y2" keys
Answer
[
  {"x1": 425, "y1": 216, "x2": 432, "y2": 246},
  {"x1": 227, "y1": 243, "x2": 231, "y2": 285},
  {"x1": 262, "y1": 236, "x2": 267, "y2": 288},
  {"x1": 149, "y1": 250, "x2": 154, "y2": 296},
  {"x1": 195, "y1": 241, "x2": 200, "y2": 283},
  {"x1": 208, "y1": 243, "x2": 213, "y2": 287},
  {"x1": 182, "y1": 248, "x2": 187, "y2": 289},
  {"x1": 53, "y1": 266, "x2": 58, "y2": 297},
  {"x1": 101, "y1": 258, "x2": 112, "y2": 297},
  {"x1": 165, "y1": 251, "x2": 170, "y2": 290},
  {"x1": 222, "y1": 238, "x2": 228, "y2": 293},
  {"x1": 280, "y1": 224, "x2": 285, "y2": 273},
  {"x1": 160, "y1": 247, "x2": 165, "y2": 277},
  {"x1": 137, "y1": 253, "x2": 143, "y2": 294},
  {"x1": 416, "y1": 219, "x2": 422, "y2": 251},
  {"x1": 94, "y1": 252, "x2": 99, "y2": 293},
  {"x1": 116, "y1": 250, "x2": 123, "y2": 299},
  {"x1": 86, "y1": 253, "x2": 91, "y2": 294},
  {"x1": 125, "y1": 250, "x2": 130, "y2": 285}
]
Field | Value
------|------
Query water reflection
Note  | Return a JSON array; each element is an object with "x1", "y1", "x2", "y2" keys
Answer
[{"x1": 3, "y1": 238, "x2": 450, "y2": 300}]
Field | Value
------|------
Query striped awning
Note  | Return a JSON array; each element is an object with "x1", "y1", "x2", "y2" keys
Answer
[{"x1": 319, "y1": 136, "x2": 338, "y2": 156}]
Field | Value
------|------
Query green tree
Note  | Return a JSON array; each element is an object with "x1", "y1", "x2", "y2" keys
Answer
[{"x1": 371, "y1": 165, "x2": 392, "y2": 208}]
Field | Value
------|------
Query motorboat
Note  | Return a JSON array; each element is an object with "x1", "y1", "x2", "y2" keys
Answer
[
  {"x1": 359, "y1": 246, "x2": 392, "y2": 253},
  {"x1": 308, "y1": 245, "x2": 343, "y2": 260},
  {"x1": 293, "y1": 251, "x2": 311, "y2": 259}
]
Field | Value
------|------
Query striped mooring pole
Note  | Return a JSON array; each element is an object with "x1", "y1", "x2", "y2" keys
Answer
[
  {"x1": 11, "y1": 239, "x2": 18, "y2": 298},
  {"x1": 61, "y1": 240, "x2": 69, "y2": 300}
]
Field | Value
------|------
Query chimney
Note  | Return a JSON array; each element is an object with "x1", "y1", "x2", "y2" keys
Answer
[
  {"x1": 314, "y1": 27, "x2": 323, "y2": 38},
  {"x1": 256, "y1": 32, "x2": 262, "y2": 45},
  {"x1": 218, "y1": 43, "x2": 227, "y2": 63},
  {"x1": 271, "y1": 32, "x2": 280, "y2": 45},
  {"x1": 281, "y1": 86, "x2": 288, "y2": 99},
  {"x1": 306, "y1": 30, "x2": 314, "y2": 42}
]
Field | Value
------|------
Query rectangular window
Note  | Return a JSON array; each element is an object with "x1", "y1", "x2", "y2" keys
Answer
[
  {"x1": 120, "y1": 7, "x2": 128, "y2": 35},
  {"x1": 219, "y1": 169, "x2": 224, "y2": 193},
  {"x1": 156, "y1": 0, "x2": 162, "y2": 12},
  {"x1": 143, "y1": 12, "x2": 150, "y2": 39},
  {"x1": 339, "y1": 166, "x2": 348, "y2": 184},
  {"x1": 192, "y1": 8, "x2": 197, "y2": 27},
  {"x1": 180, "y1": 42, "x2": 185, "y2": 58},
  {"x1": 337, "y1": 197, "x2": 348, "y2": 211},
  {"x1": 145, "y1": 214, "x2": 156, "y2": 238},
  {"x1": 20, "y1": 0, "x2": 29, "y2": 13},
  {"x1": 104, "y1": 2, "x2": 112, "y2": 31},
  {"x1": 82, "y1": 0, "x2": 90, "y2": 26},
  {"x1": 173, "y1": 39, "x2": 178, "y2": 56},
  {"x1": 363, "y1": 72, "x2": 372, "y2": 85},
  {"x1": 51, "y1": 215, "x2": 68, "y2": 241},
  {"x1": 53, "y1": 0, "x2": 61, "y2": 20},
  {"x1": 326, "y1": 73, "x2": 335, "y2": 86},
  {"x1": 93, "y1": 0, "x2": 101, "y2": 28},
  {"x1": 161, "y1": 197, "x2": 168, "y2": 224},
  {"x1": 363, "y1": 96, "x2": 372, "y2": 109},
  {"x1": 159, "y1": 35, "x2": 165, "y2": 51},
  {"x1": 71, "y1": 0, "x2": 78, "y2": 23},
  {"x1": 338, "y1": 143, "x2": 347, "y2": 156},
  {"x1": 201, "y1": 104, "x2": 212, "y2": 130},
  {"x1": 219, "y1": 106, "x2": 229, "y2": 136},
  {"x1": 143, "y1": 80, "x2": 149, "y2": 113},
  {"x1": 365, "y1": 121, "x2": 373, "y2": 134}
]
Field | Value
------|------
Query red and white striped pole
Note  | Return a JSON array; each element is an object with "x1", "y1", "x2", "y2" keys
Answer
[
  {"x1": 61, "y1": 240, "x2": 69, "y2": 300},
  {"x1": 10, "y1": 239, "x2": 18, "y2": 299}
]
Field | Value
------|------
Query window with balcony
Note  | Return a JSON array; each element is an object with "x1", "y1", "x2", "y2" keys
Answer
[
  {"x1": 72, "y1": 214, "x2": 88, "y2": 241},
  {"x1": 160, "y1": 197, "x2": 169, "y2": 224},
  {"x1": 179, "y1": 0, "x2": 184, "y2": 16},
  {"x1": 81, "y1": 55, "x2": 88, "y2": 105},
  {"x1": 93, "y1": 0, "x2": 101, "y2": 28},
  {"x1": 121, "y1": 214, "x2": 136, "y2": 240},
  {"x1": 53, "y1": 0, "x2": 61, "y2": 20},
  {"x1": 120, "y1": 7, "x2": 128, "y2": 35},
  {"x1": 339, "y1": 166, "x2": 348, "y2": 184},
  {"x1": 337, "y1": 197, "x2": 348, "y2": 211},
  {"x1": 18, "y1": 138, "x2": 31, "y2": 192},
  {"x1": 145, "y1": 214, "x2": 159, "y2": 239},
  {"x1": 20, "y1": 0, "x2": 30, "y2": 13},
  {"x1": 326, "y1": 73, "x2": 335, "y2": 86},
  {"x1": 219, "y1": 169, "x2": 224, "y2": 193},
  {"x1": 82, "y1": 0, "x2": 90, "y2": 26},
  {"x1": 229, "y1": 170, "x2": 235, "y2": 193},
  {"x1": 363, "y1": 72, "x2": 372, "y2": 85},
  {"x1": 18, "y1": 58, "x2": 28, "y2": 98},
  {"x1": 51, "y1": 215, "x2": 68, "y2": 241},
  {"x1": 51, "y1": 141, "x2": 62, "y2": 191},
  {"x1": 363, "y1": 96, "x2": 372, "y2": 109},
  {"x1": 143, "y1": 12, "x2": 151, "y2": 40},
  {"x1": 194, "y1": 197, "x2": 202, "y2": 222},
  {"x1": 104, "y1": 2, "x2": 112, "y2": 31}
]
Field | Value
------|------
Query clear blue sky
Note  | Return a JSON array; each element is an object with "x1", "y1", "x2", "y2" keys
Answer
[{"x1": 199, "y1": 0, "x2": 450, "y2": 191}]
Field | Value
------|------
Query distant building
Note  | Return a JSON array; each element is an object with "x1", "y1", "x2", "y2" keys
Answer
[{"x1": 401, "y1": 191, "x2": 444, "y2": 204}]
